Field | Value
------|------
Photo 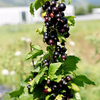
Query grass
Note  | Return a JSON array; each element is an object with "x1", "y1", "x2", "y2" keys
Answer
[{"x1": 0, "y1": 20, "x2": 100, "y2": 100}]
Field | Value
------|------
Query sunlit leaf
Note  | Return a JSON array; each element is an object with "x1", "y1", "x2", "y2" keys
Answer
[
  {"x1": 72, "y1": 75, "x2": 95, "y2": 87},
  {"x1": 71, "y1": 83, "x2": 80, "y2": 92},
  {"x1": 25, "y1": 45, "x2": 43, "y2": 60},
  {"x1": 65, "y1": 16, "x2": 76, "y2": 26},
  {"x1": 68, "y1": 0, "x2": 71, "y2": 4},
  {"x1": 49, "y1": 63, "x2": 62, "y2": 80},
  {"x1": 9, "y1": 85, "x2": 25, "y2": 98},
  {"x1": 30, "y1": 2, "x2": 35, "y2": 16}
]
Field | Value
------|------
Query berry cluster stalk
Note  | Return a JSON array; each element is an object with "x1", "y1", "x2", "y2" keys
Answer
[{"x1": 28, "y1": 0, "x2": 73, "y2": 100}]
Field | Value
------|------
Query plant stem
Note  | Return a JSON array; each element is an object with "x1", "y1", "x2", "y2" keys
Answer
[{"x1": 30, "y1": 42, "x2": 35, "y2": 67}]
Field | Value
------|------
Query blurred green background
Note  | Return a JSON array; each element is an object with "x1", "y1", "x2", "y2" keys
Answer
[{"x1": 0, "y1": 20, "x2": 100, "y2": 100}]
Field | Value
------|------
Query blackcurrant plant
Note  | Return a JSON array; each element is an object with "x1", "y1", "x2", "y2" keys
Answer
[{"x1": 9, "y1": 0, "x2": 95, "y2": 100}]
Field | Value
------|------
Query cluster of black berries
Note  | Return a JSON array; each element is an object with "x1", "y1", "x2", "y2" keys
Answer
[
  {"x1": 27, "y1": 76, "x2": 73, "y2": 100},
  {"x1": 43, "y1": 76, "x2": 73, "y2": 100},
  {"x1": 43, "y1": 45, "x2": 67, "y2": 67},
  {"x1": 42, "y1": 0, "x2": 70, "y2": 46},
  {"x1": 42, "y1": 0, "x2": 70, "y2": 67}
]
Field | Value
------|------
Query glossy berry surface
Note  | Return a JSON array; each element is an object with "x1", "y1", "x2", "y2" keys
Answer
[
  {"x1": 53, "y1": 84, "x2": 57, "y2": 90},
  {"x1": 43, "y1": 35, "x2": 48, "y2": 42},
  {"x1": 27, "y1": 85, "x2": 31, "y2": 90},
  {"x1": 61, "y1": 17, "x2": 68, "y2": 24},
  {"x1": 61, "y1": 42, "x2": 65, "y2": 46},
  {"x1": 43, "y1": 88, "x2": 48, "y2": 93},
  {"x1": 29, "y1": 78, "x2": 33, "y2": 82},
  {"x1": 52, "y1": 7, "x2": 58, "y2": 13},
  {"x1": 61, "y1": 12, "x2": 64, "y2": 17},
  {"x1": 43, "y1": 59, "x2": 48, "y2": 63},
  {"x1": 50, "y1": 13, "x2": 55, "y2": 18},
  {"x1": 60, "y1": 28, "x2": 65, "y2": 34},
  {"x1": 53, "y1": 51, "x2": 59, "y2": 58},
  {"x1": 55, "y1": 45, "x2": 61, "y2": 52},
  {"x1": 45, "y1": 17, "x2": 48, "y2": 22},
  {"x1": 52, "y1": 59, "x2": 57, "y2": 63},
  {"x1": 44, "y1": 62, "x2": 49, "y2": 67},
  {"x1": 64, "y1": 32, "x2": 70, "y2": 38},
  {"x1": 50, "y1": 1, "x2": 56, "y2": 7},
  {"x1": 47, "y1": 6, "x2": 52, "y2": 13},
  {"x1": 65, "y1": 76, "x2": 71, "y2": 82},
  {"x1": 42, "y1": 5, "x2": 46, "y2": 10},
  {"x1": 56, "y1": 13, "x2": 62, "y2": 19},
  {"x1": 45, "y1": 1, "x2": 50, "y2": 7},
  {"x1": 58, "y1": 3, "x2": 66, "y2": 11},
  {"x1": 48, "y1": 39, "x2": 54, "y2": 45},
  {"x1": 61, "y1": 47, "x2": 67, "y2": 53},
  {"x1": 61, "y1": 54, "x2": 67, "y2": 60},
  {"x1": 44, "y1": 32, "x2": 48, "y2": 36},
  {"x1": 63, "y1": 24, "x2": 69, "y2": 31},
  {"x1": 47, "y1": 78, "x2": 51, "y2": 84}
]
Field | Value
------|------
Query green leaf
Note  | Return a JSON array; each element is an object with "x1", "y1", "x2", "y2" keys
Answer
[
  {"x1": 29, "y1": 66, "x2": 47, "y2": 92},
  {"x1": 57, "y1": 30, "x2": 66, "y2": 42},
  {"x1": 54, "y1": 75, "x2": 62, "y2": 83},
  {"x1": 68, "y1": 0, "x2": 71, "y2": 4},
  {"x1": 61, "y1": 0, "x2": 65, "y2": 2},
  {"x1": 31, "y1": 67, "x2": 40, "y2": 73},
  {"x1": 34, "y1": 66, "x2": 47, "y2": 84},
  {"x1": 25, "y1": 75, "x2": 33, "y2": 82},
  {"x1": 75, "y1": 92, "x2": 82, "y2": 100},
  {"x1": 71, "y1": 83, "x2": 80, "y2": 92},
  {"x1": 65, "y1": 16, "x2": 76, "y2": 26},
  {"x1": 30, "y1": 2, "x2": 35, "y2": 16},
  {"x1": 45, "y1": 95, "x2": 52, "y2": 100},
  {"x1": 40, "y1": 75, "x2": 47, "y2": 83},
  {"x1": 49, "y1": 62, "x2": 62, "y2": 80},
  {"x1": 9, "y1": 85, "x2": 24, "y2": 98},
  {"x1": 55, "y1": 94, "x2": 63, "y2": 100},
  {"x1": 36, "y1": 25, "x2": 44, "y2": 35},
  {"x1": 35, "y1": 0, "x2": 44, "y2": 10},
  {"x1": 72, "y1": 75, "x2": 95, "y2": 87},
  {"x1": 19, "y1": 93, "x2": 33, "y2": 100},
  {"x1": 25, "y1": 45, "x2": 43, "y2": 60},
  {"x1": 31, "y1": 45, "x2": 42, "y2": 50},
  {"x1": 33, "y1": 85, "x2": 45, "y2": 99},
  {"x1": 30, "y1": 0, "x2": 49, "y2": 14},
  {"x1": 62, "y1": 56, "x2": 80, "y2": 74}
]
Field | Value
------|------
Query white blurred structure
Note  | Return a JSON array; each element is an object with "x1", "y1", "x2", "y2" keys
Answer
[
  {"x1": 64, "y1": 5, "x2": 75, "y2": 16},
  {"x1": 0, "y1": 5, "x2": 74, "y2": 26},
  {"x1": 75, "y1": 8, "x2": 100, "y2": 21},
  {"x1": 0, "y1": 7, "x2": 34, "y2": 25},
  {"x1": 92, "y1": 8, "x2": 100, "y2": 14}
]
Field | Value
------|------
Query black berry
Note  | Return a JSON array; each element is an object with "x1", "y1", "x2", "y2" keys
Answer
[
  {"x1": 58, "y1": 3, "x2": 66, "y2": 11},
  {"x1": 53, "y1": 51, "x2": 59, "y2": 58},
  {"x1": 48, "y1": 39, "x2": 54, "y2": 45},
  {"x1": 43, "y1": 88, "x2": 48, "y2": 93},
  {"x1": 61, "y1": 54, "x2": 67, "y2": 60},
  {"x1": 65, "y1": 76, "x2": 71, "y2": 82}
]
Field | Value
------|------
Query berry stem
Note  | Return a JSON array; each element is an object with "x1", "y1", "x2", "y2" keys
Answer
[{"x1": 30, "y1": 42, "x2": 35, "y2": 68}]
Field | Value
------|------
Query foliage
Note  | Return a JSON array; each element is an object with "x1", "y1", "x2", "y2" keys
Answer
[
  {"x1": 88, "y1": 4, "x2": 95, "y2": 13},
  {"x1": 75, "y1": 7, "x2": 88, "y2": 15},
  {"x1": 88, "y1": 4, "x2": 100, "y2": 13}
]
